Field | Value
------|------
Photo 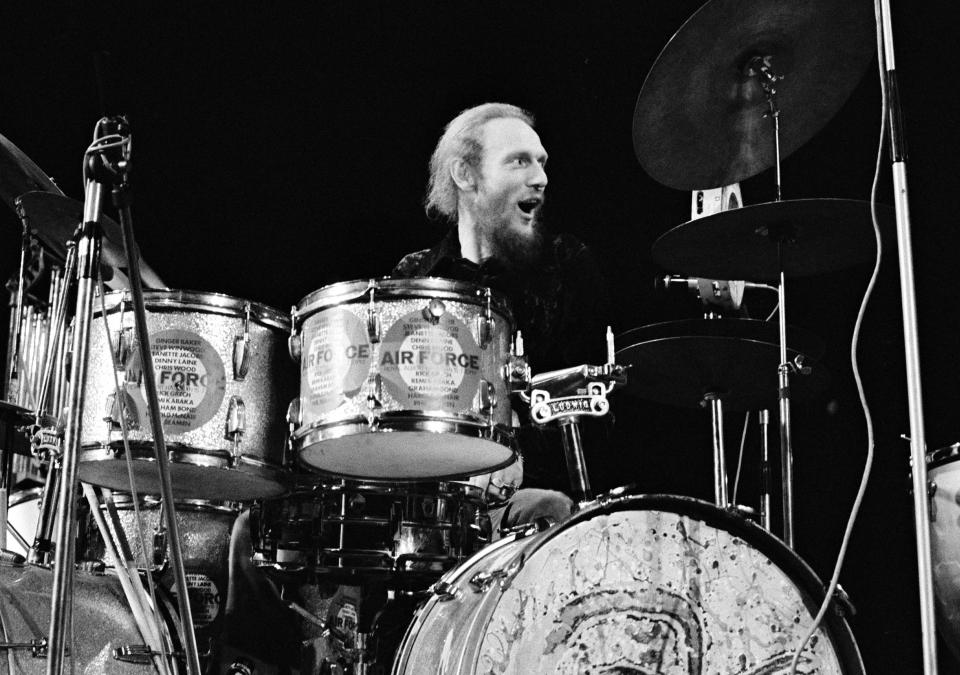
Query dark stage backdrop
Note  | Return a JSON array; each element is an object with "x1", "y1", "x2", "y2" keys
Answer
[{"x1": 2, "y1": 2, "x2": 959, "y2": 671}]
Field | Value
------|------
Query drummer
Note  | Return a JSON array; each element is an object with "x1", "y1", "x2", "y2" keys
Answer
[{"x1": 392, "y1": 102, "x2": 611, "y2": 535}]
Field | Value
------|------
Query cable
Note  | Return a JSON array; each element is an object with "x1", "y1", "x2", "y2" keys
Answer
[
  {"x1": 789, "y1": 2, "x2": 886, "y2": 670},
  {"x1": 96, "y1": 278, "x2": 173, "y2": 675},
  {"x1": 731, "y1": 411, "x2": 751, "y2": 505}
]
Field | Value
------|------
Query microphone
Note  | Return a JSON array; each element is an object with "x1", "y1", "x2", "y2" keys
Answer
[{"x1": 656, "y1": 275, "x2": 776, "y2": 311}]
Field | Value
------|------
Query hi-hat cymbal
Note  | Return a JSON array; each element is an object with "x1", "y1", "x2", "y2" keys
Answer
[
  {"x1": 652, "y1": 198, "x2": 893, "y2": 282},
  {"x1": 15, "y1": 191, "x2": 165, "y2": 290},
  {"x1": 633, "y1": 0, "x2": 875, "y2": 190},
  {"x1": 616, "y1": 318, "x2": 828, "y2": 411},
  {"x1": 0, "y1": 132, "x2": 64, "y2": 209}
]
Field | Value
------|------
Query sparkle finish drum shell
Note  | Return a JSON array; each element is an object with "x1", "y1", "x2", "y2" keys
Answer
[
  {"x1": 77, "y1": 290, "x2": 296, "y2": 501},
  {"x1": 290, "y1": 278, "x2": 516, "y2": 480},
  {"x1": 393, "y1": 492, "x2": 864, "y2": 675}
]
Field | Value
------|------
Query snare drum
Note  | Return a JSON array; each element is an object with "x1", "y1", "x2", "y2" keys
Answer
[
  {"x1": 394, "y1": 491, "x2": 864, "y2": 674},
  {"x1": 290, "y1": 278, "x2": 517, "y2": 480},
  {"x1": 78, "y1": 290, "x2": 296, "y2": 501},
  {"x1": 253, "y1": 480, "x2": 489, "y2": 581}
]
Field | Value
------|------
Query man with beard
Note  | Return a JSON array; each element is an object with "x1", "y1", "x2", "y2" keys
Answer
[{"x1": 392, "y1": 102, "x2": 611, "y2": 534}]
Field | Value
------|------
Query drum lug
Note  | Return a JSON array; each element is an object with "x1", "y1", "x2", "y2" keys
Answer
[
  {"x1": 288, "y1": 333, "x2": 302, "y2": 362},
  {"x1": 422, "y1": 298, "x2": 446, "y2": 324},
  {"x1": 431, "y1": 580, "x2": 460, "y2": 602},
  {"x1": 112, "y1": 327, "x2": 134, "y2": 368},
  {"x1": 367, "y1": 374, "x2": 383, "y2": 411},
  {"x1": 286, "y1": 397, "x2": 303, "y2": 428},
  {"x1": 104, "y1": 390, "x2": 139, "y2": 430},
  {"x1": 152, "y1": 528, "x2": 168, "y2": 568},
  {"x1": 233, "y1": 335, "x2": 250, "y2": 381},
  {"x1": 479, "y1": 379, "x2": 497, "y2": 414},
  {"x1": 477, "y1": 287, "x2": 495, "y2": 348},
  {"x1": 225, "y1": 395, "x2": 246, "y2": 455},
  {"x1": 468, "y1": 562, "x2": 520, "y2": 593},
  {"x1": 367, "y1": 283, "x2": 381, "y2": 343}
]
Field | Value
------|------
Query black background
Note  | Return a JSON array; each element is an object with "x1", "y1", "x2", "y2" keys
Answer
[{"x1": 3, "y1": 2, "x2": 959, "y2": 671}]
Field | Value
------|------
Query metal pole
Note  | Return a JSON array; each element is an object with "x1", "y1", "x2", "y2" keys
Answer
[
  {"x1": 705, "y1": 393, "x2": 728, "y2": 507},
  {"x1": 759, "y1": 409, "x2": 772, "y2": 532},
  {"x1": 777, "y1": 267, "x2": 795, "y2": 549},
  {"x1": 558, "y1": 418, "x2": 592, "y2": 504},
  {"x1": 46, "y1": 197, "x2": 103, "y2": 675},
  {"x1": 877, "y1": 1, "x2": 937, "y2": 670}
]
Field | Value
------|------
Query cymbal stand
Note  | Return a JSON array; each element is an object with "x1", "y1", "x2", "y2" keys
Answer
[
  {"x1": 46, "y1": 124, "x2": 110, "y2": 675},
  {"x1": 702, "y1": 392, "x2": 728, "y2": 507},
  {"x1": 751, "y1": 56, "x2": 797, "y2": 548},
  {"x1": 878, "y1": 2, "x2": 936, "y2": 670}
]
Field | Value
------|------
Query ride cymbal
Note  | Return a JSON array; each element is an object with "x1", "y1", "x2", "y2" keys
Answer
[{"x1": 633, "y1": 0, "x2": 875, "y2": 190}]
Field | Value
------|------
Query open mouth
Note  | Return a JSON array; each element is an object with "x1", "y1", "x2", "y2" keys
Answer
[{"x1": 517, "y1": 196, "x2": 543, "y2": 216}]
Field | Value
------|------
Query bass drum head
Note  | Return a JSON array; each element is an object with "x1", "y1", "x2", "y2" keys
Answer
[{"x1": 395, "y1": 492, "x2": 864, "y2": 674}]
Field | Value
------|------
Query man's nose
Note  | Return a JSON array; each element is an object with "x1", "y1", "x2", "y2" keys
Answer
[{"x1": 529, "y1": 163, "x2": 548, "y2": 189}]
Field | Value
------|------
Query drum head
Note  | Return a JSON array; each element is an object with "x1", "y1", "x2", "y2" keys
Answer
[
  {"x1": 298, "y1": 430, "x2": 515, "y2": 480},
  {"x1": 439, "y1": 493, "x2": 864, "y2": 674}
]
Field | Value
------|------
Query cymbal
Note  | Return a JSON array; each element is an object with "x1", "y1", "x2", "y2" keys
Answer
[
  {"x1": 633, "y1": 0, "x2": 875, "y2": 190},
  {"x1": 615, "y1": 318, "x2": 828, "y2": 411},
  {"x1": 651, "y1": 198, "x2": 893, "y2": 282},
  {"x1": 15, "y1": 191, "x2": 166, "y2": 290},
  {"x1": 0, "y1": 132, "x2": 64, "y2": 209}
]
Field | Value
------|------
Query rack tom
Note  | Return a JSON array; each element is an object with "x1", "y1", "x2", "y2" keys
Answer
[
  {"x1": 78, "y1": 290, "x2": 296, "y2": 501},
  {"x1": 289, "y1": 278, "x2": 517, "y2": 480}
]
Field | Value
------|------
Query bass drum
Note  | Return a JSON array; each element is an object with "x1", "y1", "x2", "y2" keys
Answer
[
  {"x1": 394, "y1": 492, "x2": 864, "y2": 675},
  {"x1": 927, "y1": 444, "x2": 960, "y2": 661},
  {"x1": 0, "y1": 561, "x2": 179, "y2": 674}
]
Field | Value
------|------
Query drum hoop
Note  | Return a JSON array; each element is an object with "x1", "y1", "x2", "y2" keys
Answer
[
  {"x1": 94, "y1": 288, "x2": 290, "y2": 329},
  {"x1": 927, "y1": 442, "x2": 960, "y2": 468},
  {"x1": 315, "y1": 480, "x2": 485, "y2": 500},
  {"x1": 493, "y1": 491, "x2": 865, "y2": 674},
  {"x1": 101, "y1": 495, "x2": 241, "y2": 513},
  {"x1": 293, "y1": 277, "x2": 514, "y2": 326}
]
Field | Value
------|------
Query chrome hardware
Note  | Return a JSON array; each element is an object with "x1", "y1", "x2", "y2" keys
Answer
[
  {"x1": 367, "y1": 282, "x2": 381, "y2": 343},
  {"x1": 423, "y1": 298, "x2": 446, "y2": 324},
  {"x1": 113, "y1": 327, "x2": 134, "y2": 368},
  {"x1": 286, "y1": 397, "x2": 302, "y2": 428},
  {"x1": 479, "y1": 379, "x2": 497, "y2": 414},
  {"x1": 153, "y1": 528, "x2": 167, "y2": 567},
  {"x1": 232, "y1": 303, "x2": 252, "y2": 380},
  {"x1": 225, "y1": 395, "x2": 246, "y2": 456},
  {"x1": 468, "y1": 561, "x2": 521, "y2": 593},
  {"x1": 431, "y1": 580, "x2": 460, "y2": 602},
  {"x1": 367, "y1": 374, "x2": 383, "y2": 410},
  {"x1": 233, "y1": 335, "x2": 250, "y2": 381},
  {"x1": 105, "y1": 391, "x2": 139, "y2": 431},
  {"x1": 477, "y1": 287, "x2": 494, "y2": 348},
  {"x1": 287, "y1": 333, "x2": 302, "y2": 362},
  {"x1": 0, "y1": 637, "x2": 48, "y2": 657},
  {"x1": 113, "y1": 644, "x2": 176, "y2": 665}
]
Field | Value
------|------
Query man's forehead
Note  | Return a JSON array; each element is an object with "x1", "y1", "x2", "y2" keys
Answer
[{"x1": 480, "y1": 117, "x2": 546, "y2": 156}]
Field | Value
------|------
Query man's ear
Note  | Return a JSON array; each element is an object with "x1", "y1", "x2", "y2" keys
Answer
[{"x1": 450, "y1": 158, "x2": 477, "y2": 192}]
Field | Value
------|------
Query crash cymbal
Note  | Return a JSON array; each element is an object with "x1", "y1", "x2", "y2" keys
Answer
[
  {"x1": 0, "y1": 132, "x2": 64, "y2": 209},
  {"x1": 616, "y1": 318, "x2": 828, "y2": 411},
  {"x1": 633, "y1": 0, "x2": 875, "y2": 190},
  {"x1": 651, "y1": 198, "x2": 893, "y2": 281},
  {"x1": 15, "y1": 191, "x2": 165, "y2": 290}
]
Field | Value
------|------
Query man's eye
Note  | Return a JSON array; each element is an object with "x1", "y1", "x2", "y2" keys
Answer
[{"x1": 512, "y1": 157, "x2": 527, "y2": 166}]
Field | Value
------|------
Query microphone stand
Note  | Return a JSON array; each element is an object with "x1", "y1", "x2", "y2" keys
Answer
[{"x1": 877, "y1": 2, "x2": 937, "y2": 671}]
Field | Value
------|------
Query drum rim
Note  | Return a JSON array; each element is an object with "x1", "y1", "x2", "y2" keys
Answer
[
  {"x1": 927, "y1": 442, "x2": 960, "y2": 468},
  {"x1": 94, "y1": 288, "x2": 290, "y2": 329},
  {"x1": 293, "y1": 276, "x2": 514, "y2": 326}
]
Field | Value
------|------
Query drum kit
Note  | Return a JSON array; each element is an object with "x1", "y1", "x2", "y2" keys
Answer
[{"x1": 0, "y1": 0, "x2": 938, "y2": 673}]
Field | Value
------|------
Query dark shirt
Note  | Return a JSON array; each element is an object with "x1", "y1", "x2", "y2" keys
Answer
[{"x1": 392, "y1": 228, "x2": 611, "y2": 492}]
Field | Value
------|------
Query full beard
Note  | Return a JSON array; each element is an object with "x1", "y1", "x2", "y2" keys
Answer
[{"x1": 478, "y1": 209, "x2": 548, "y2": 271}]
